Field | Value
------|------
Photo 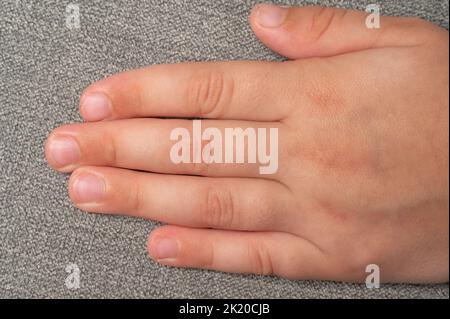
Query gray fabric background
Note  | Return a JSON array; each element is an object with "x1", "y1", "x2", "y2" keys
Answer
[{"x1": 0, "y1": 0, "x2": 449, "y2": 299}]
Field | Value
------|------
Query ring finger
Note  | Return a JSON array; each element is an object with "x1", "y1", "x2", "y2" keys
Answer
[{"x1": 69, "y1": 166, "x2": 297, "y2": 232}]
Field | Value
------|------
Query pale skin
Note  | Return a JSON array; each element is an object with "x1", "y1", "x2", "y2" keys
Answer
[{"x1": 45, "y1": 4, "x2": 449, "y2": 283}]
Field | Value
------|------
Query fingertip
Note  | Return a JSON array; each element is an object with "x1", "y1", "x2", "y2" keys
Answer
[
  {"x1": 147, "y1": 226, "x2": 182, "y2": 264},
  {"x1": 248, "y1": 4, "x2": 297, "y2": 59},
  {"x1": 68, "y1": 167, "x2": 107, "y2": 207},
  {"x1": 250, "y1": 3, "x2": 289, "y2": 29},
  {"x1": 45, "y1": 129, "x2": 81, "y2": 172},
  {"x1": 79, "y1": 90, "x2": 112, "y2": 122}
]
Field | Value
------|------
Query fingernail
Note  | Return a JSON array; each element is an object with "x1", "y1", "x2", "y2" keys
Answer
[
  {"x1": 153, "y1": 238, "x2": 179, "y2": 260},
  {"x1": 254, "y1": 4, "x2": 288, "y2": 28},
  {"x1": 47, "y1": 136, "x2": 80, "y2": 167},
  {"x1": 72, "y1": 173, "x2": 106, "y2": 203},
  {"x1": 81, "y1": 92, "x2": 111, "y2": 121}
]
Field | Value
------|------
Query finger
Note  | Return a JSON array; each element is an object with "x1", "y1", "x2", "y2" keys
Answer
[
  {"x1": 45, "y1": 119, "x2": 283, "y2": 178},
  {"x1": 147, "y1": 225, "x2": 327, "y2": 279},
  {"x1": 68, "y1": 166, "x2": 296, "y2": 232},
  {"x1": 79, "y1": 61, "x2": 295, "y2": 122},
  {"x1": 249, "y1": 4, "x2": 434, "y2": 59}
]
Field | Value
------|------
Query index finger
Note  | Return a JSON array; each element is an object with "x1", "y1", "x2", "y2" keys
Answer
[{"x1": 79, "y1": 61, "x2": 296, "y2": 122}]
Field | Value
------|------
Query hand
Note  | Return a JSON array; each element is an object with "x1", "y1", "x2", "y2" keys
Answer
[{"x1": 45, "y1": 4, "x2": 449, "y2": 283}]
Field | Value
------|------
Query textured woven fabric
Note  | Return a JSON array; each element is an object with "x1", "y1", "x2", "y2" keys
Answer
[{"x1": 0, "y1": 0, "x2": 449, "y2": 298}]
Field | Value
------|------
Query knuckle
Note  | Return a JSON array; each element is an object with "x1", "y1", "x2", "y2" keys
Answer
[
  {"x1": 294, "y1": 59, "x2": 346, "y2": 116},
  {"x1": 248, "y1": 241, "x2": 274, "y2": 276},
  {"x1": 282, "y1": 130, "x2": 305, "y2": 162},
  {"x1": 204, "y1": 186, "x2": 236, "y2": 229},
  {"x1": 247, "y1": 193, "x2": 278, "y2": 230},
  {"x1": 254, "y1": 200, "x2": 276, "y2": 229},
  {"x1": 187, "y1": 70, "x2": 234, "y2": 118}
]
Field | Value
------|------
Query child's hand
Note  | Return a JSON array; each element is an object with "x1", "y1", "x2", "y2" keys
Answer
[{"x1": 45, "y1": 4, "x2": 449, "y2": 283}]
